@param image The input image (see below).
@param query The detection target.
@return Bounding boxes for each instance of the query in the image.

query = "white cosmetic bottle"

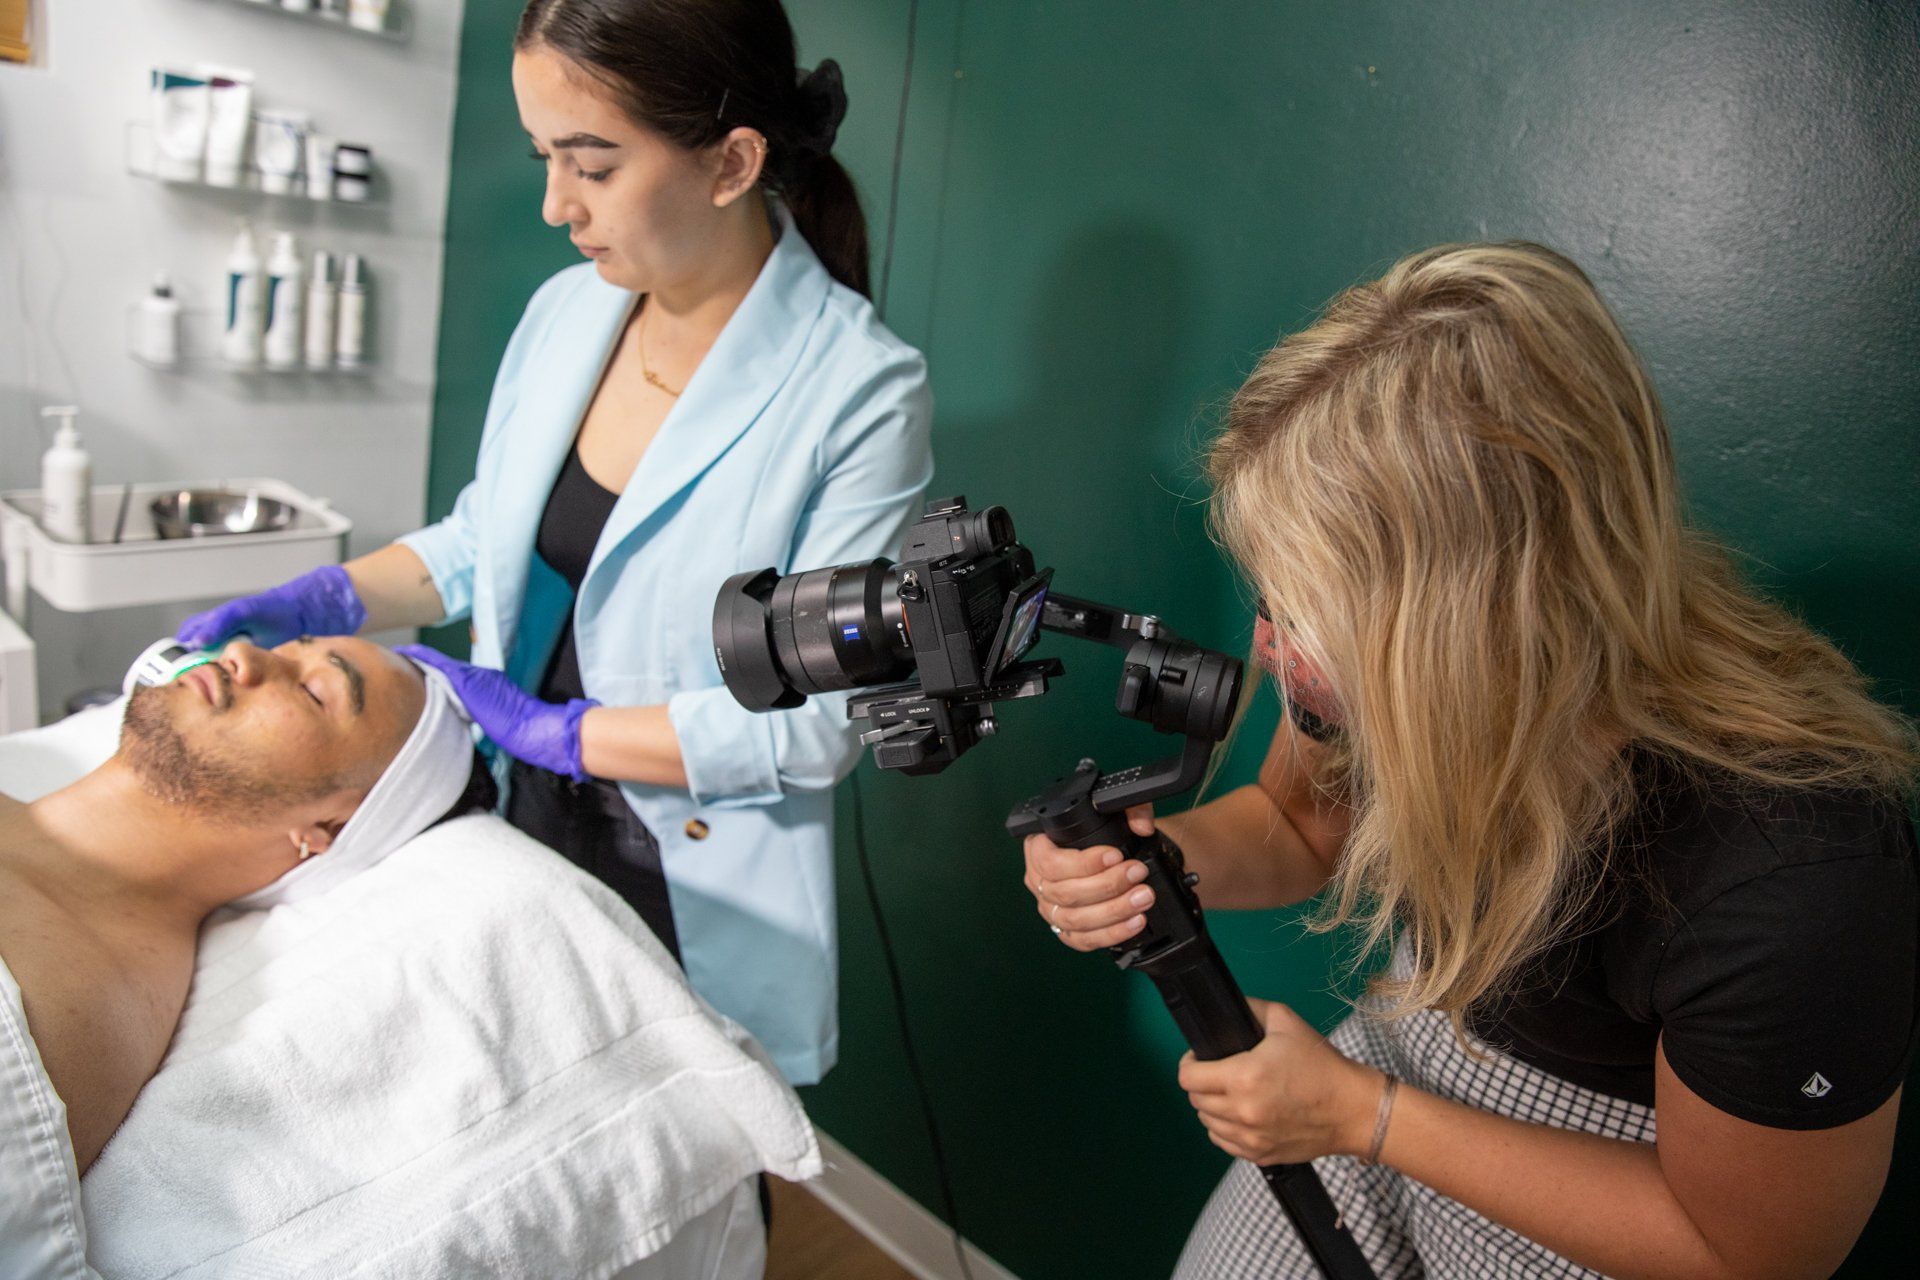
[136,271,182,368]
[39,406,91,545]
[336,252,368,369]
[304,250,338,370]
[222,223,266,367]
[264,231,305,371]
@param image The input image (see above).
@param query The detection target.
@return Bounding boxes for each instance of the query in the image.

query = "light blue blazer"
[401,207,933,1084]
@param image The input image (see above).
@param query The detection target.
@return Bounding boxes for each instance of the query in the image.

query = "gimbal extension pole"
[1009,762,1376,1280]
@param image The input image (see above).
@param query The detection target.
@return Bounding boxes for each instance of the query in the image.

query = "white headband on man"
[231,659,477,911]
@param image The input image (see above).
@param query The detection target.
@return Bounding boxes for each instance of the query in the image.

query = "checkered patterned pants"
[1172,951,1658,1279]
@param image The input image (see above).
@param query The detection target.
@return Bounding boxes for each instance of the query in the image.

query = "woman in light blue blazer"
[178,0,932,1088]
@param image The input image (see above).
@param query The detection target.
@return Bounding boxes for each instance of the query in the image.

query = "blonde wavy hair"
[1207,242,1916,1026]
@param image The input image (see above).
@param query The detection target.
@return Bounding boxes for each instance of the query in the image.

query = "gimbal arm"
[1038,591,1167,650]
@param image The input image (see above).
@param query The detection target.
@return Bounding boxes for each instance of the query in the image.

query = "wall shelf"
[126,121,389,212]
[126,304,383,381]
[196,0,411,45]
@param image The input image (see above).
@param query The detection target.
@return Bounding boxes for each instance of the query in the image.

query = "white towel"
[231,658,476,910]
[0,698,122,801]
[0,961,100,1280]
[79,813,820,1279]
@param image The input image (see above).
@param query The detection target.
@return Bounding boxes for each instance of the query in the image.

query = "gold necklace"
[636,301,682,398]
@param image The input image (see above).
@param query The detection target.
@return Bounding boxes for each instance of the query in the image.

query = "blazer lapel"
[489,280,638,665]
[582,206,832,597]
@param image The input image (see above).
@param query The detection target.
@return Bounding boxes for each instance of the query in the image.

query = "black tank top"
[534,445,621,702]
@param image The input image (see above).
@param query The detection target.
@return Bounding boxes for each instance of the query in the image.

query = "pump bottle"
[222,223,266,367]
[137,272,182,368]
[336,252,368,369]
[39,406,91,545]
[304,249,338,370]
[263,231,305,371]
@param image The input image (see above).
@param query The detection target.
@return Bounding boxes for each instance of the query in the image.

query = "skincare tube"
[150,69,212,182]
[252,109,310,195]
[305,134,336,200]
[200,68,255,189]
[348,0,391,34]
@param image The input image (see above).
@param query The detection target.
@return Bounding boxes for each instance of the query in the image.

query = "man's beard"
[120,683,287,818]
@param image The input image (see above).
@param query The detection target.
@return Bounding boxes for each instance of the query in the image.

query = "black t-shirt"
[1466,753,1918,1130]
[534,445,621,703]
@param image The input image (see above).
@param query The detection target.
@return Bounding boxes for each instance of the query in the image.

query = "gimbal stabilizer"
[997,594,1375,1280]
[716,494,1374,1277]
[843,591,1373,1279]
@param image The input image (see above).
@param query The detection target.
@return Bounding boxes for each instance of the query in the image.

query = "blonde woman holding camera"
[1024,244,1916,1279]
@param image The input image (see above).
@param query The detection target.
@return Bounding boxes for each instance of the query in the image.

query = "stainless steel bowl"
[149,489,298,539]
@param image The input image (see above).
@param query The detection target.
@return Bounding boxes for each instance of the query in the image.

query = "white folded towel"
[80,813,820,1279]
[231,657,476,910]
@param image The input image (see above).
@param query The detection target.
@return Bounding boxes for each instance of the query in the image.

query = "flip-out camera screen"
[985,569,1052,680]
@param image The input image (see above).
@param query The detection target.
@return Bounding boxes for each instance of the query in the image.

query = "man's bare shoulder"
[0,823,195,1171]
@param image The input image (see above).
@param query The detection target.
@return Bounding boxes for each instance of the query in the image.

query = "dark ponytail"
[516,0,873,297]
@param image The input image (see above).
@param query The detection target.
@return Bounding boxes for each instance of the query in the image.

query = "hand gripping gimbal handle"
[1008,776,1376,1280]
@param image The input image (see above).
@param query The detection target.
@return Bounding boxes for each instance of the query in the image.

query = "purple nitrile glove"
[177,564,368,650]
[398,644,597,782]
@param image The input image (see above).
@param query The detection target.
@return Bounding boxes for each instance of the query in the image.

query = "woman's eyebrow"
[545,132,620,150]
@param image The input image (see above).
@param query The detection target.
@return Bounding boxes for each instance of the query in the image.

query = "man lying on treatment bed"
[0,636,474,1172]
[2,635,812,1279]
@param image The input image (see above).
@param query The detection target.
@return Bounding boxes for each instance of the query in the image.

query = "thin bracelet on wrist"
[1359,1072,1399,1167]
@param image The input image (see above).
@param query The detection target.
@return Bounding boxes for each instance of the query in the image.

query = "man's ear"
[285,816,348,860]
[711,126,768,208]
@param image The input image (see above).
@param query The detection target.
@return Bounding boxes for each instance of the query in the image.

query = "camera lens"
[713,560,915,712]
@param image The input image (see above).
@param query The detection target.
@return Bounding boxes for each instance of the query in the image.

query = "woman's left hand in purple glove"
[398,645,596,782]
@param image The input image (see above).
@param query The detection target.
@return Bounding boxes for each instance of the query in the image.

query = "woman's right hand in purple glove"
[176,563,368,650]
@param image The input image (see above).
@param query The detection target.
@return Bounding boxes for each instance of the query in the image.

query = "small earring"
[298,838,312,862]
[1287,659,1299,670]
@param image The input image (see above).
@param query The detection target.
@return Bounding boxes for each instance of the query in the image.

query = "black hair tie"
[792,59,848,159]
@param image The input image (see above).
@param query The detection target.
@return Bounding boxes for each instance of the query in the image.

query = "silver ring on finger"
[1048,901,1062,926]
[1050,925,1063,936]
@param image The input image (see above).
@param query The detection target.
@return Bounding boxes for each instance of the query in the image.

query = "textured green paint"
[430,2,1918,1276]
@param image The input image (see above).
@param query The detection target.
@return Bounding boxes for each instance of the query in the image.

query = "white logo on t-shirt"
[1801,1072,1833,1099]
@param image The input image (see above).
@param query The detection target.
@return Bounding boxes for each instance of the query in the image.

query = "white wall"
[0,0,463,717]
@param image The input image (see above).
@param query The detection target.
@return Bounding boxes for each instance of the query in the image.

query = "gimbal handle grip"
[1032,809,1377,1280]
[1102,822,1264,1058]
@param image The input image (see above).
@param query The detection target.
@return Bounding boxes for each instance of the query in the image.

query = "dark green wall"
[430,3,1919,1276]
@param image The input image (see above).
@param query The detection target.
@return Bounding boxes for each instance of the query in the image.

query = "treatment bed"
[0,700,819,1279]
